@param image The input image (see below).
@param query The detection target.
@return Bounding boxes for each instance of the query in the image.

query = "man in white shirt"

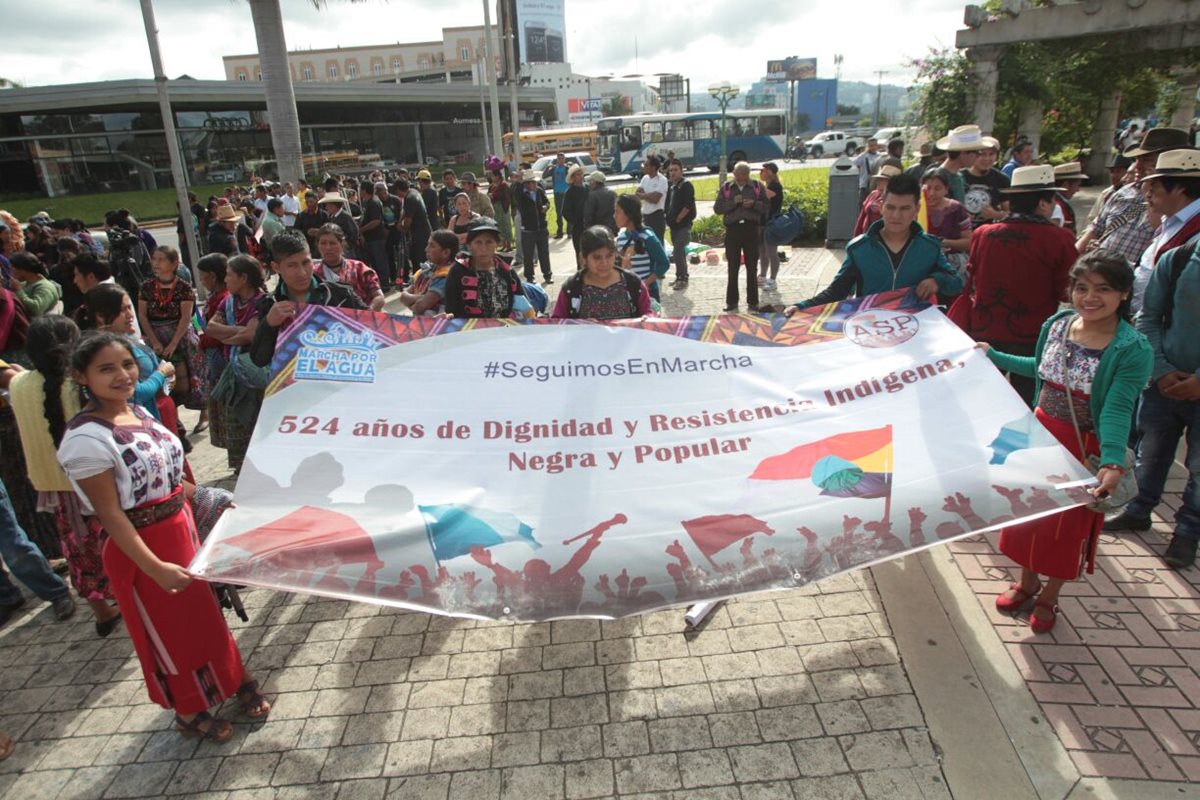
[635,155,669,241]
[251,184,269,229]
[1132,148,1200,314]
[280,182,300,227]
[853,138,881,204]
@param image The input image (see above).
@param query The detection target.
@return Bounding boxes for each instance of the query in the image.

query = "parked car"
[803,131,864,157]
[532,152,597,191]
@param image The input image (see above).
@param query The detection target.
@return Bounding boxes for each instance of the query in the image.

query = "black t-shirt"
[962,168,1010,226]
[381,196,404,237]
[362,196,385,241]
[766,180,784,219]
[348,202,362,218]
[885,233,913,271]
[438,186,459,226]
[293,209,328,255]
[403,193,431,236]
[421,187,439,221]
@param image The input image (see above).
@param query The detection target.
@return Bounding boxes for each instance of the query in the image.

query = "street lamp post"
[708,80,739,186]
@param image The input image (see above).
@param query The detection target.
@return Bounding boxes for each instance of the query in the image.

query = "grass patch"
[0,183,230,227]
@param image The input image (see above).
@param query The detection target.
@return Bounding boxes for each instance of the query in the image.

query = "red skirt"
[101,489,244,715]
[998,407,1102,581]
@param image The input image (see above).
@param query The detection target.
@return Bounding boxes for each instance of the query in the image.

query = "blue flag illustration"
[419,504,540,562]
[989,416,1060,465]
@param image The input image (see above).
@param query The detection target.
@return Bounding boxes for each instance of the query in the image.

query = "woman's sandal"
[174,711,233,743]
[1030,599,1059,634]
[236,680,271,719]
[995,581,1042,614]
[0,733,14,760]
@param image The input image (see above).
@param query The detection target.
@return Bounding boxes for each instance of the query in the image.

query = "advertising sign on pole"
[512,0,567,64]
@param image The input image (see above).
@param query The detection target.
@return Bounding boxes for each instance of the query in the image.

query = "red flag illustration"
[221,506,386,593]
[749,425,893,481]
[680,514,775,564]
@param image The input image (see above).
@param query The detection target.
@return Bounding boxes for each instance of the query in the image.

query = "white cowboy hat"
[1052,163,1088,183]
[320,193,348,205]
[936,124,986,152]
[1138,148,1200,182]
[999,164,1062,193]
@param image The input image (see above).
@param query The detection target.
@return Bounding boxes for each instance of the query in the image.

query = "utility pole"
[873,69,888,128]
[503,3,521,163]
[138,0,202,295]
[482,0,503,156]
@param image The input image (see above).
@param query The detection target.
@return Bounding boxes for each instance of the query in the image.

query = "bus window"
[757,115,782,136]
[622,126,642,150]
[664,120,689,141]
[689,120,716,140]
[641,121,664,144]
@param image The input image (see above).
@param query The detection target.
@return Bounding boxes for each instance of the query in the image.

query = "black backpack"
[107,227,150,298]
[560,269,644,319]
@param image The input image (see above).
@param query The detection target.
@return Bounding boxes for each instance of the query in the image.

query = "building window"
[419,56,430,69]
[254,69,261,80]
[461,46,470,61]
[373,62,382,76]
[347,62,357,78]
[237,72,247,81]
[303,66,313,81]
[392,58,403,72]
[329,65,338,79]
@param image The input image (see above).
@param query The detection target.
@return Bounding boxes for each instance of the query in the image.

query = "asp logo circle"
[845,309,920,348]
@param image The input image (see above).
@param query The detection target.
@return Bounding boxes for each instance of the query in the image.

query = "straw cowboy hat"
[1138,148,1200,182]
[981,135,1001,151]
[521,169,540,182]
[319,193,348,205]
[873,164,903,180]
[213,203,244,224]
[1052,162,1088,183]
[999,164,1062,193]
[1126,127,1192,157]
[936,124,986,152]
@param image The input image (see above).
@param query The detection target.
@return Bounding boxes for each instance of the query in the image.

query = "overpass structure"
[956,0,1200,176]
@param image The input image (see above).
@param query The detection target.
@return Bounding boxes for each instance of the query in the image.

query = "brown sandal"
[174,712,233,743]
[236,680,271,719]
[0,733,14,760]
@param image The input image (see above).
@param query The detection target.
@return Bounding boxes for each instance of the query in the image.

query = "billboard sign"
[513,0,567,64]
[768,57,818,82]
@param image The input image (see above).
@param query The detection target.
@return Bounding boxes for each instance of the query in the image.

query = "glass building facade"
[0,80,556,197]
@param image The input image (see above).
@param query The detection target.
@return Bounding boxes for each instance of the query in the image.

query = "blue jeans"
[670,226,690,280]
[0,478,69,605]
[1127,384,1200,540]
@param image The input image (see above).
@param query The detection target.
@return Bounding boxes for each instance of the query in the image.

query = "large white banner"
[191,293,1094,621]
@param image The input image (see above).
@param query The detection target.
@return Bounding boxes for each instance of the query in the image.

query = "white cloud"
[3,0,967,93]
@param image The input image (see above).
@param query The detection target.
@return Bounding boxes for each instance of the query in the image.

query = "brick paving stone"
[211,753,282,791]
[500,764,564,799]
[756,705,823,741]
[505,699,550,731]
[647,715,712,752]
[539,724,602,762]
[563,758,613,799]
[789,774,866,799]
[491,731,541,768]
[103,761,178,798]
[431,735,493,772]
[385,772,452,799]
[381,739,433,777]
[727,742,801,782]
[602,720,650,757]
[613,753,681,793]
[448,769,501,800]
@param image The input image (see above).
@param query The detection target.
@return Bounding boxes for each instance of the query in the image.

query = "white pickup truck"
[803,130,864,157]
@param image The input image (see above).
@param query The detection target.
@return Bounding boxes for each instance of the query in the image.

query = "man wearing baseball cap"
[459,172,495,219]
[416,170,439,226]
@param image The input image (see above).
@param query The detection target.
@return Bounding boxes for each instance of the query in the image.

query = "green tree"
[907,48,976,135]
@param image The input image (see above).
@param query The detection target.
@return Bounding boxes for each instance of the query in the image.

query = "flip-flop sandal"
[236,680,271,719]
[174,711,233,743]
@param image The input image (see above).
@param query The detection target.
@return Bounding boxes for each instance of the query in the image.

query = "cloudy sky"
[4,0,968,91]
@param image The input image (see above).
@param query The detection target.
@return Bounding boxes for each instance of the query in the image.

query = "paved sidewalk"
[0,220,1195,799]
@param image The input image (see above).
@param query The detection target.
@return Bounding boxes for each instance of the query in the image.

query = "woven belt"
[126,490,185,529]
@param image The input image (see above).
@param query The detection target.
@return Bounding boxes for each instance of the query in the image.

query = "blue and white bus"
[596,109,787,176]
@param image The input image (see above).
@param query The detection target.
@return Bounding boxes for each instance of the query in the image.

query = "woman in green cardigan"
[978,249,1152,633]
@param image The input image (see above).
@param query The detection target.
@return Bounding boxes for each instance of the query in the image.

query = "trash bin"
[825,156,860,248]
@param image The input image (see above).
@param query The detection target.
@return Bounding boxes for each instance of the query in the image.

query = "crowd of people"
[0,116,1197,758]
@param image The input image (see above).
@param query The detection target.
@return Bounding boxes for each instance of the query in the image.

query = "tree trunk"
[248,0,303,183]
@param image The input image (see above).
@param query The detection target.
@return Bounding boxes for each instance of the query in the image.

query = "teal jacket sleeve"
[985,347,1037,378]
[930,245,964,297]
[1095,338,1153,467]
[645,232,670,278]
[1136,251,1176,380]
[135,370,166,410]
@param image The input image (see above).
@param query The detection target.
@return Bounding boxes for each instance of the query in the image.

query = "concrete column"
[969,46,1004,133]
[1171,68,1200,128]
[1086,88,1122,183]
[1018,100,1043,157]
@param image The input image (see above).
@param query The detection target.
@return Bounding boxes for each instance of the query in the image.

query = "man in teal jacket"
[784,174,962,314]
[1105,241,1200,568]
